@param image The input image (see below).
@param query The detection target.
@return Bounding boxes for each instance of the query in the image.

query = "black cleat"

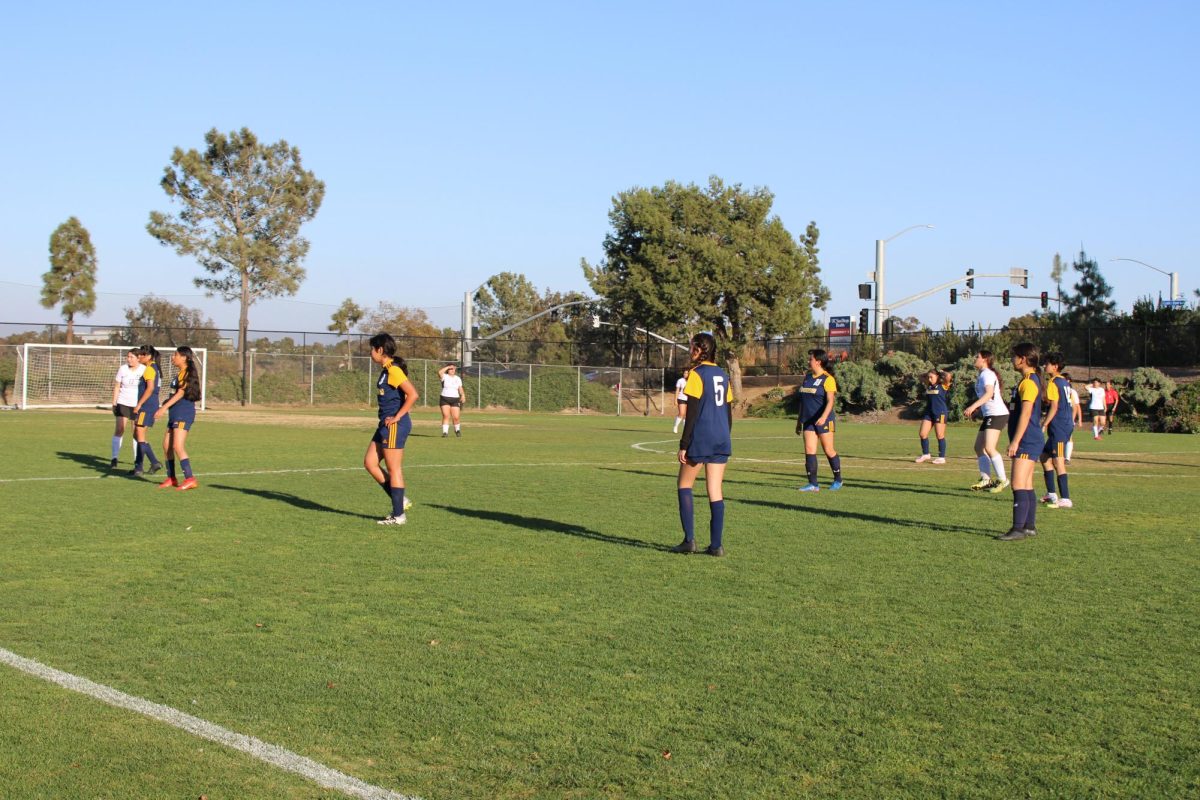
[109,458,118,469]
[130,468,143,477]
[705,546,725,557]
[149,462,163,474]
[671,540,697,554]
[455,429,461,437]
[442,432,448,438]
[997,528,1031,541]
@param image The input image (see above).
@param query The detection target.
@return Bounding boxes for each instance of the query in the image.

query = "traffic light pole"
[887,272,1014,313]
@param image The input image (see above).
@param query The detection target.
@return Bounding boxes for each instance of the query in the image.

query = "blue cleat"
[828,480,843,491]
[798,483,820,492]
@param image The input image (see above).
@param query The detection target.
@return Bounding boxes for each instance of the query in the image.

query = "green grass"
[1,409,1198,799]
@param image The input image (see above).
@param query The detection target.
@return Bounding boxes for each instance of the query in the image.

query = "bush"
[745,387,797,418]
[945,355,1018,422]
[1161,381,1200,434]
[1125,368,1176,416]
[830,361,891,413]
[876,351,934,405]
[314,370,371,405]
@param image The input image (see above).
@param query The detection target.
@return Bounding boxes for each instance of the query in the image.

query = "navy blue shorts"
[168,416,195,432]
[135,407,158,428]
[801,419,835,435]
[685,453,729,465]
[923,413,947,424]
[373,416,412,450]
[1013,438,1044,459]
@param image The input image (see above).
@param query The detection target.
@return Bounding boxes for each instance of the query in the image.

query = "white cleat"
[1040,493,1059,505]
[1055,498,1073,509]
[931,457,946,465]
[377,514,408,526]
[915,454,932,463]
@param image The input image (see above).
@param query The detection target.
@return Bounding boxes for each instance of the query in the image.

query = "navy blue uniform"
[923,383,949,423]
[797,372,837,434]
[1008,373,1044,458]
[1043,375,1073,458]
[168,367,196,431]
[679,362,733,463]
[136,364,161,428]
[373,360,412,450]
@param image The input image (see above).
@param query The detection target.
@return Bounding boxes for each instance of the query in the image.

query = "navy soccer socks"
[805,455,818,486]
[709,500,724,550]
[678,488,695,542]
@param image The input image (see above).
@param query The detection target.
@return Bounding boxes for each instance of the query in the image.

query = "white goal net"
[17,344,207,411]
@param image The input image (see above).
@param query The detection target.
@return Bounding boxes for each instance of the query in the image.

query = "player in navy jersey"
[998,343,1044,541]
[915,369,950,464]
[130,345,164,476]
[795,349,841,491]
[671,333,732,557]
[154,346,202,491]
[1038,352,1074,509]
[365,333,419,525]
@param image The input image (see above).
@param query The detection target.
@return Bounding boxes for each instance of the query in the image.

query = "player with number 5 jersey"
[672,333,733,557]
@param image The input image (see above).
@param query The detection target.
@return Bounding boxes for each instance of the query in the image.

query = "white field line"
[0,647,417,800]
[0,442,1196,484]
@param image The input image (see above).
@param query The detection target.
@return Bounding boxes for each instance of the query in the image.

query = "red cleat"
[176,477,199,491]
[157,477,178,489]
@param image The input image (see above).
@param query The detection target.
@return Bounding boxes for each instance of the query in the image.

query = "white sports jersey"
[115,363,145,406]
[440,373,463,398]
[975,368,1008,417]
[1087,386,1106,410]
[675,377,688,402]
[1067,387,1081,408]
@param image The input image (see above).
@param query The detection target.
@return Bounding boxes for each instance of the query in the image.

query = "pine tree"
[42,217,98,343]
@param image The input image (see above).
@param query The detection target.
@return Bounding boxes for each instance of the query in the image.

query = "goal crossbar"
[18,344,207,411]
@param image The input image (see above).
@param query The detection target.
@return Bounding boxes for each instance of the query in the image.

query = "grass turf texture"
[1,409,1198,799]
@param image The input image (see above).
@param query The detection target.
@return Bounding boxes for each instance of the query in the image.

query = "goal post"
[17,344,207,411]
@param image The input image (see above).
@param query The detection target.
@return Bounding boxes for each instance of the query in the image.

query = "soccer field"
[1,408,1197,799]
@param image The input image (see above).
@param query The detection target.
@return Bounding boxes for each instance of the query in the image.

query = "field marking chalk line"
[0,646,419,800]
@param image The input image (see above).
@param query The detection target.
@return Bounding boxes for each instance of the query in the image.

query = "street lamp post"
[874,224,934,335]
[1109,258,1180,304]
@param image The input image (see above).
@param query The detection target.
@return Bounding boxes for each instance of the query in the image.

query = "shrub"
[830,361,891,413]
[314,370,372,405]
[1161,381,1200,434]
[745,387,797,418]
[1125,368,1176,416]
[876,351,934,405]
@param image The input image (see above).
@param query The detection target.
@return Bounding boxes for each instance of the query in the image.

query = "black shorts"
[112,404,136,419]
[439,396,462,408]
[1106,404,1118,417]
[1089,408,1105,420]
[979,414,1009,432]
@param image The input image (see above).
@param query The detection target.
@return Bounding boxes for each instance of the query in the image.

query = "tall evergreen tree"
[147,128,325,404]
[1063,249,1116,326]
[42,216,98,344]
[583,177,829,402]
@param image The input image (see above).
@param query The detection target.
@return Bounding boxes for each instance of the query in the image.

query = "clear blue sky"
[2,1,1196,335]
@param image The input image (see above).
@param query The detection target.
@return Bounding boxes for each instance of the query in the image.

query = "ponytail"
[808,348,834,376]
[690,332,718,366]
[369,332,408,374]
[176,346,202,402]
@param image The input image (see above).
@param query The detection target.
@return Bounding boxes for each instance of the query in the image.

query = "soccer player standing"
[437,363,466,438]
[795,349,842,492]
[109,349,144,468]
[999,343,1045,541]
[130,345,163,476]
[915,369,949,465]
[365,333,419,525]
[672,334,732,557]
[154,346,203,491]
[963,350,1009,492]
[1039,353,1074,509]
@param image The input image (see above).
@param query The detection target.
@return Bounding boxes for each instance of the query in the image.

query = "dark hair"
[1061,371,1072,381]
[176,346,202,402]
[1011,342,1042,407]
[690,332,717,365]
[925,369,939,383]
[978,349,1002,398]
[368,332,408,373]
[938,370,953,386]
[1044,351,1064,369]
[808,348,834,375]
[138,344,161,372]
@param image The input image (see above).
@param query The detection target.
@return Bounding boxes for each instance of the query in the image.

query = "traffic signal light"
[858,283,872,300]
[859,308,869,332]
[950,288,957,304]
[1002,290,1010,306]
[966,269,974,289]
[1040,291,1049,308]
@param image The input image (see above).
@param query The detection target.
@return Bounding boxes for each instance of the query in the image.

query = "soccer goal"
[16,344,207,411]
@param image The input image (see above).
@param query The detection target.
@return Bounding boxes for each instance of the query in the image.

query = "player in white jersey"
[437,363,466,437]
[672,369,690,434]
[1086,379,1106,440]
[109,349,145,468]
[962,350,1010,492]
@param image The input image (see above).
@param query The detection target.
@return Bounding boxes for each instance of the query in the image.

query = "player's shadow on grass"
[733,497,994,538]
[428,504,669,552]
[56,450,124,475]
[836,476,968,499]
[207,484,377,520]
